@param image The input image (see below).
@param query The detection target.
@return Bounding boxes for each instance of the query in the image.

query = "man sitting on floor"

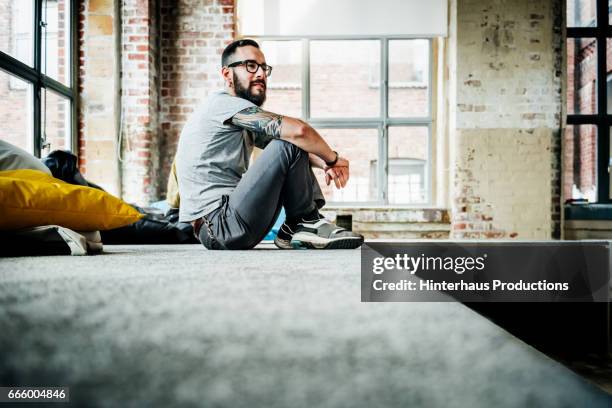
[176,39,364,250]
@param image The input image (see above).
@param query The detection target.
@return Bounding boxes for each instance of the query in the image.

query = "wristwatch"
[325,151,339,167]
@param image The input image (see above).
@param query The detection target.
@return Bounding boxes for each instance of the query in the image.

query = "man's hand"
[325,157,350,189]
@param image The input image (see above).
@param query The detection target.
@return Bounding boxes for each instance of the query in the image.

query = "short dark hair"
[221,39,260,67]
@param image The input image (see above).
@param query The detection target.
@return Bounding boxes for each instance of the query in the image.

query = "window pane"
[260,40,301,118]
[42,89,71,155]
[567,38,596,114]
[388,40,429,118]
[0,69,33,153]
[310,40,380,118]
[0,0,34,66]
[314,128,378,202]
[567,0,596,27]
[388,127,428,204]
[42,0,71,86]
[563,125,597,202]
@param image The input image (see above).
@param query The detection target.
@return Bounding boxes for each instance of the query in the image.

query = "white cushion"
[0,140,51,175]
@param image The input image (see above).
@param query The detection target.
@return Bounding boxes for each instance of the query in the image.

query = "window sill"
[320,207,450,239]
[324,205,447,210]
[564,203,612,220]
[564,203,612,239]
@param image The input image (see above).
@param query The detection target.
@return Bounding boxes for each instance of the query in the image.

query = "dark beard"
[233,72,266,107]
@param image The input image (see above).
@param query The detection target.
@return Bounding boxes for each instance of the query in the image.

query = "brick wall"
[78,0,121,195]
[563,26,602,201]
[120,0,161,204]
[77,0,233,204]
[451,0,563,239]
[158,0,235,198]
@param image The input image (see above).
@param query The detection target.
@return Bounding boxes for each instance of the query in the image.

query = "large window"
[259,38,433,205]
[565,0,612,202]
[0,0,76,157]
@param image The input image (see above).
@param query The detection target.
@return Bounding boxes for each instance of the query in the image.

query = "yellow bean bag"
[0,169,143,231]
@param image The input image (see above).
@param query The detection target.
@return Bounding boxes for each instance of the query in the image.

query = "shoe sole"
[290,233,364,250]
[274,236,293,249]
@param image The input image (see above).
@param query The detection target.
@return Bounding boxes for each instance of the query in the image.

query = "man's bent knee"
[265,139,306,164]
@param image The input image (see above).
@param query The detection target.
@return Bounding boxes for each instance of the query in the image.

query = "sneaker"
[273,223,295,249]
[290,219,364,249]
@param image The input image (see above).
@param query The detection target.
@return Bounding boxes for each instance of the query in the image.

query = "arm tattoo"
[231,106,283,139]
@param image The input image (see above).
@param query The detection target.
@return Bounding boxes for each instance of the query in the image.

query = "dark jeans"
[199,139,325,250]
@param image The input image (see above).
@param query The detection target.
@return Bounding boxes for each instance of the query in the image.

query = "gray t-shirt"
[176,90,274,222]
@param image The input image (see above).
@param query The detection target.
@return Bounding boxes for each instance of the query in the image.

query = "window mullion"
[427,122,433,204]
[0,51,38,83]
[380,39,388,204]
[42,75,72,97]
[427,39,433,204]
[567,114,599,124]
[302,39,310,120]
[596,0,607,116]
[34,0,42,73]
[381,39,388,120]
[428,38,433,121]
[33,0,43,157]
[567,27,598,37]
[379,125,387,204]
[596,0,609,202]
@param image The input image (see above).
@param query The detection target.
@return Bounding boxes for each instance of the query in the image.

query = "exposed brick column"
[450,0,563,240]
[158,0,235,198]
[120,0,161,205]
[78,0,121,196]
[78,0,235,204]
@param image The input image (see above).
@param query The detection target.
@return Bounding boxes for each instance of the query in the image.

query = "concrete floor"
[0,244,610,407]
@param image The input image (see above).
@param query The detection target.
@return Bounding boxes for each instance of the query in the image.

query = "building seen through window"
[259,38,432,205]
[0,0,74,156]
[565,0,612,202]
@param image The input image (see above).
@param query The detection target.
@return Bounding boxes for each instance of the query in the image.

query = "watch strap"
[325,151,339,167]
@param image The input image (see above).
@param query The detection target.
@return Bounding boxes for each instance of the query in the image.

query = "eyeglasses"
[227,59,273,76]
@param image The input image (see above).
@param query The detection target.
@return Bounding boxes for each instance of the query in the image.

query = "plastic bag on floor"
[100,206,198,244]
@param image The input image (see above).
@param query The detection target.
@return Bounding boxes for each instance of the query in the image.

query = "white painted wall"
[237,0,448,37]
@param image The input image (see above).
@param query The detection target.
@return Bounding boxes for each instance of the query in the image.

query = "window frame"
[255,35,434,206]
[0,0,78,157]
[566,0,611,202]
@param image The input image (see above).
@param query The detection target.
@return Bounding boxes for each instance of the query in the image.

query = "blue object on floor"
[150,200,171,212]
[263,208,285,241]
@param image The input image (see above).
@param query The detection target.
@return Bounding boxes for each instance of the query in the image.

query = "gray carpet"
[0,244,610,407]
